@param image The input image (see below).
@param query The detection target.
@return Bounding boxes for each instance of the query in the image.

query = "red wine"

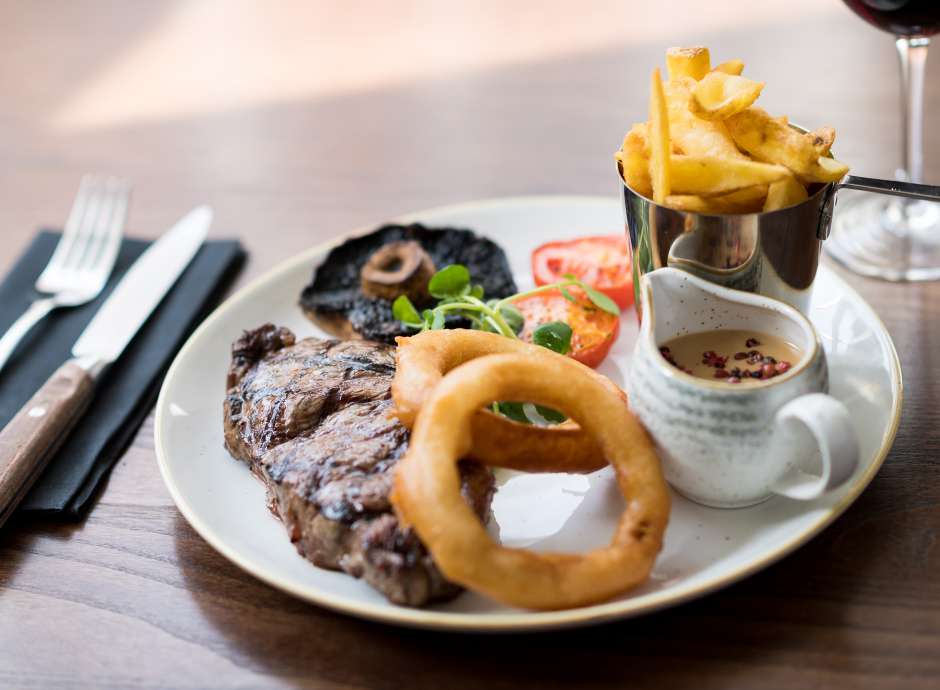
[843,0,940,37]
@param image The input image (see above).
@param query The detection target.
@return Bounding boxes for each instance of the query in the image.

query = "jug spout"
[639,267,714,341]
[640,265,698,298]
[639,267,813,350]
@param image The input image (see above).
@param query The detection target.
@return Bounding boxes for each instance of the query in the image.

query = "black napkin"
[0,231,245,518]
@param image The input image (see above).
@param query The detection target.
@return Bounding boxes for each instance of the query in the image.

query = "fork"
[0,176,130,373]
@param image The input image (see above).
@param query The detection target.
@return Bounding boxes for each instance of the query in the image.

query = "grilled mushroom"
[300,224,517,343]
[359,240,435,303]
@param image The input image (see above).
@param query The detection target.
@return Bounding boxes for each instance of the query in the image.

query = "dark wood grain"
[1,1,939,688]
[0,361,93,527]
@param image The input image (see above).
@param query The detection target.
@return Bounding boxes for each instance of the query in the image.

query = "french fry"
[662,195,714,213]
[725,107,847,180]
[665,47,711,81]
[622,46,850,214]
[649,69,671,203]
[667,185,768,214]
[711,185,768,212]
[809,126,836,156]
[664,77,746,158]
[713,59,744,76]
[763,174,808,212]
[725,107,815,172]
[690,71,764,120]
[670,155,789,195]
[801,155,850,183]
[616,123,653,197]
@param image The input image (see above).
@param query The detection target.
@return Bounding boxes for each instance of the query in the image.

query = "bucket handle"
[818,175,940,240]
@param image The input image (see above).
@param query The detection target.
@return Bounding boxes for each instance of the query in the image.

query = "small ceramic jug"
[628,267,859,508]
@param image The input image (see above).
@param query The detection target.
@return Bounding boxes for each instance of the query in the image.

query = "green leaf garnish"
[393,295,422,326]
[428,264,470,299]
[494,401,529,423]
[521,404,553,425]
[532,321,572,354]
[559,272,619,315]
[498,303,524,335]
[533,405,566,423]
[494,401,566,425]
[393,262,617,354]
[582,285,620,315]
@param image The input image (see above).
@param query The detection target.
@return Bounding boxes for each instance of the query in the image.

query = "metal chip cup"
[619,160,940,318]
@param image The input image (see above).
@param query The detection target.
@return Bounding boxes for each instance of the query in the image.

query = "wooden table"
[1,2,938,688]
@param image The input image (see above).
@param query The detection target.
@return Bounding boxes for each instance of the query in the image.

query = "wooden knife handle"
[0,360,94,527]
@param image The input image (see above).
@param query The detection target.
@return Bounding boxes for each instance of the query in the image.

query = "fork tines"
[37,175,131,296]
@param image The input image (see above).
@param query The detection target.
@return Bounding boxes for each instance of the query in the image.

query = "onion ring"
[392,352,670,610]
[393,329,625,473]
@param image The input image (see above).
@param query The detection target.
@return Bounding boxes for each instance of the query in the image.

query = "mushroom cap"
[300,224,518,343]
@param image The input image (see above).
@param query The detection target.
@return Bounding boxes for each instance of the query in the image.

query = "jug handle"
[769,393,859,501]
[818,174,940,239]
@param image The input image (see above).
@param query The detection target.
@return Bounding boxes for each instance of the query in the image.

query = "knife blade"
[73,205,211,367]
[0,206,212,526]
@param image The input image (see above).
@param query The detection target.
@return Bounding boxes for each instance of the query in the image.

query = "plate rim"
[155,195,903,632]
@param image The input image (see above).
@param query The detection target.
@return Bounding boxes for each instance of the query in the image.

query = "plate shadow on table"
[170,487,904,690]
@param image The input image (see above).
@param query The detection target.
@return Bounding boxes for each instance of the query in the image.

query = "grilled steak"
[223,324,493,606]
[299,223,518,343]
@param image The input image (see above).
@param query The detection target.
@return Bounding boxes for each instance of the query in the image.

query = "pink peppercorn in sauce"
[659,330,802,384]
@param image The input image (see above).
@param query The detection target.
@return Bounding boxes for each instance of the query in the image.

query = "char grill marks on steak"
[223,324,493,606]
[224,325,396,467]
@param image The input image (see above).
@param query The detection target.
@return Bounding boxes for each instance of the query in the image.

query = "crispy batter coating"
[392,351,670,610]
[393,329,627,473]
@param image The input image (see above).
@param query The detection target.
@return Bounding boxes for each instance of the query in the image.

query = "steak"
[223,324,493,606]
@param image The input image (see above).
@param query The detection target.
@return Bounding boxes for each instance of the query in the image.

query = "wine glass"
[827,1,940,281]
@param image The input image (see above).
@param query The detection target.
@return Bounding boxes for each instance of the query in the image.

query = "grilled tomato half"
[531,236,633,310]
[515,291,620,368]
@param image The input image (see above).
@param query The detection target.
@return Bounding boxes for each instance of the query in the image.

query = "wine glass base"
[826,191,940,282]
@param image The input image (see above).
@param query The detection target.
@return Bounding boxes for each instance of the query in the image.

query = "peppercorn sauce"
[659,330,801,384]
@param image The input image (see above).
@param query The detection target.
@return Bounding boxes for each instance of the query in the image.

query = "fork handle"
[0,298,57,373]
[0,359,94,527]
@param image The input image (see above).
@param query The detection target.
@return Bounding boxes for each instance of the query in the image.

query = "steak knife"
[0,205,212,526]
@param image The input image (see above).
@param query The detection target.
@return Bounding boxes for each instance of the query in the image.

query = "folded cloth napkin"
[0,231,245,518]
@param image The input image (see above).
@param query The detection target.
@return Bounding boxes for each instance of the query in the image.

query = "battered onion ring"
[392,353,670,610]
[394,329,625,473]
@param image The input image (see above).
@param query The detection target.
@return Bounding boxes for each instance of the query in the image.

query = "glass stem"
[896,36,930,184]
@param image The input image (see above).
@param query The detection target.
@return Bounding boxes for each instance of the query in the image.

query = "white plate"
[155,196,902,632]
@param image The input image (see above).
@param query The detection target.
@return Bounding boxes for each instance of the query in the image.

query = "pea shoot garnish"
[393,264,619,356]
[393,264,620,426]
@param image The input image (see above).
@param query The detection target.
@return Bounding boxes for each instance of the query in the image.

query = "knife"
[0,205,212,527]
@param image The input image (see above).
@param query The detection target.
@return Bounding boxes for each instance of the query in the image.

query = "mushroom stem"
[360,241,436,302]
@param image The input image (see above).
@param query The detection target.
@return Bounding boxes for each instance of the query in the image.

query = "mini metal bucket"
[619,162,940,318]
